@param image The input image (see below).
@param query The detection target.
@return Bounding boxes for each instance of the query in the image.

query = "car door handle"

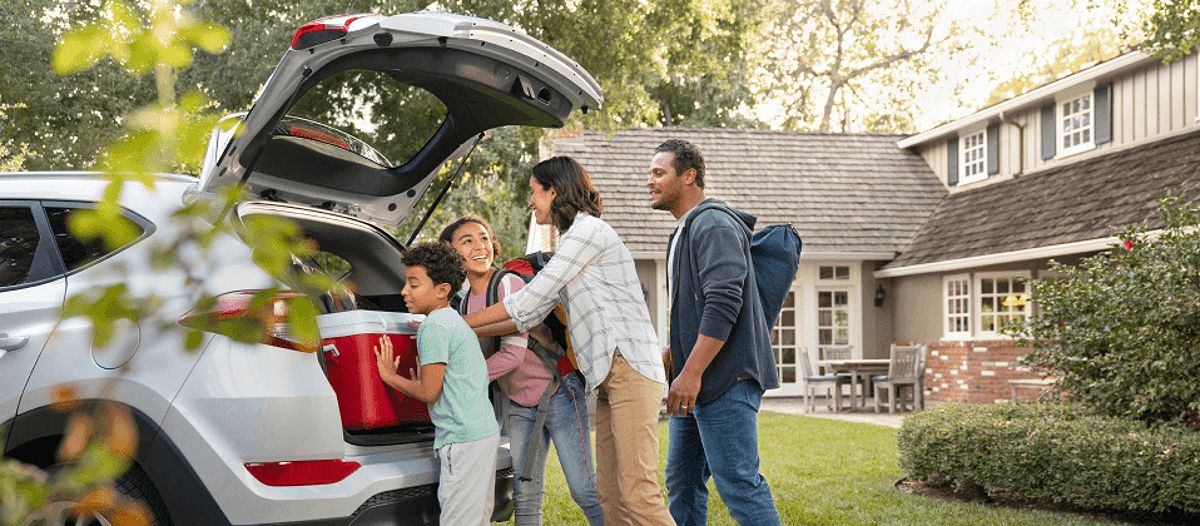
[0,333,29,351]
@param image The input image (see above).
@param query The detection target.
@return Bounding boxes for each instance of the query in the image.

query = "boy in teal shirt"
[375,242,500,526]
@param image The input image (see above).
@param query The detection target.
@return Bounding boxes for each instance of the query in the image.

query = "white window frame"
[958,129,988,185]
[770,286,803,396]
[1056,87,1096,158]
[818,265,851,281]
[943,274,972,339]
[974,271,1031,339]
[816,287,853,354]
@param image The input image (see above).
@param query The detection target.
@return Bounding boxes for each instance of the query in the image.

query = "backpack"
[454,251,578,482]
[682,203,803,330]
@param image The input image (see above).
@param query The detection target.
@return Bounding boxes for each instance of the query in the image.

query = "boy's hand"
[374,336,400,381]
[409,357,422,382]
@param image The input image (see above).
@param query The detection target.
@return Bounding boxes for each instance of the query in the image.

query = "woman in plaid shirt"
[462,156,674,526]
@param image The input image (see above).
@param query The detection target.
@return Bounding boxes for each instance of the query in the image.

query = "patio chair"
[818,345,853,374]
[872,344,926,414]
[799,347,851,412]
[820,345,864,399]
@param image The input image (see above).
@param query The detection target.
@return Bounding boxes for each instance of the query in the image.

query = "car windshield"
[286,69,447,168]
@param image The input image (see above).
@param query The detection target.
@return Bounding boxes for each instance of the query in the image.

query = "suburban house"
[531,48,1200,402]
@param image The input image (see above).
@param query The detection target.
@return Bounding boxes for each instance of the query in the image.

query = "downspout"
[999,110,1025,177]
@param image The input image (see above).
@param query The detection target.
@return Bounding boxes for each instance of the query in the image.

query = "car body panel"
[0,278,64,425]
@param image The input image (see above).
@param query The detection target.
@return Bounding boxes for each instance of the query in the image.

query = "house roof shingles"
[886,128,1200,269]
[552,128,946,257]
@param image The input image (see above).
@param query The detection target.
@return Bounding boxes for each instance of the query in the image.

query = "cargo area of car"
[237,202,438,447]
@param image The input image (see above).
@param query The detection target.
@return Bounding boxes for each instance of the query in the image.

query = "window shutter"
[1094,83,1112,145]
[946,137,958,186]
[986,123,1000,175]
[1040,103,1056,160]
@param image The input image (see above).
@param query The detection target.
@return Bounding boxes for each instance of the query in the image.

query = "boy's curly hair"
[402,241,466,291]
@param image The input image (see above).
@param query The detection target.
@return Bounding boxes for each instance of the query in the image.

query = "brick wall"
[923,340,1043,404]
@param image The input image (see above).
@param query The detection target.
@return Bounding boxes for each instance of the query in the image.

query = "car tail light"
[289,125,349,150]
[245,460,361,486]
[292,14,372,49]
[178,290,312,352]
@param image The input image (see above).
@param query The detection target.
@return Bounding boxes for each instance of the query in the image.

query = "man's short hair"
[402,241,466,290]
[655,139,705,188]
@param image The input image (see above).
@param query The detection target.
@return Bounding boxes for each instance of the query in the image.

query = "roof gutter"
[872,236,1122,278]
[629,250,898,261]
[896,51,1153,150]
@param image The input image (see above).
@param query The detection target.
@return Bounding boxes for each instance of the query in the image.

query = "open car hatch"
[199,12,603,225]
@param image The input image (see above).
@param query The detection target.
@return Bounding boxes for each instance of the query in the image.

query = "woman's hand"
[374,335,400,382]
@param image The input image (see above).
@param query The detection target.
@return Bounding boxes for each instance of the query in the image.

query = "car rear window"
[45,206,147,272]
[287,69,447,168]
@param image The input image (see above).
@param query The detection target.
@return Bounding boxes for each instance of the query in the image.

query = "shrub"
[897,403,1200,514]
[1012,197,1200,425]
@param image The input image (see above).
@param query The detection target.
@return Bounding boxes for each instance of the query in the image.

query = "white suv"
[0,12,601,525]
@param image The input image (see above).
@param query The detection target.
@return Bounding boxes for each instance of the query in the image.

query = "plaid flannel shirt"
[503,213,666,390]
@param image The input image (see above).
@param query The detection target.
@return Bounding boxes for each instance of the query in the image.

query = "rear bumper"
[265,468,514,526]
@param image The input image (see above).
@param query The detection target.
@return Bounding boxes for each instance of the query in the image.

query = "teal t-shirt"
[417,307,499,449]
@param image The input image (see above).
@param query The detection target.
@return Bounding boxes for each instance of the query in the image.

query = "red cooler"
[317,311,430,430]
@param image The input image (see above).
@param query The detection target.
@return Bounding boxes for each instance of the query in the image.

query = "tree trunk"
[819,79,841,133]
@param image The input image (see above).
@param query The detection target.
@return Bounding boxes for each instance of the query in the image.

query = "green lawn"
[516,412,1129,526]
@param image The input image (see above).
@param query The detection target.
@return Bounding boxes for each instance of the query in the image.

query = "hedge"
[897,403,1200,514]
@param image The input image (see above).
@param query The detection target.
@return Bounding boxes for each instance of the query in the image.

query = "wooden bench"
[1009,378,1056,402]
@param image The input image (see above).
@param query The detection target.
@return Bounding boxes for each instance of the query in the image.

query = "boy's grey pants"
[437,431,500,526]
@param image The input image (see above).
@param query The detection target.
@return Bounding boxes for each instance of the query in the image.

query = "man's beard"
[650,194,672,210]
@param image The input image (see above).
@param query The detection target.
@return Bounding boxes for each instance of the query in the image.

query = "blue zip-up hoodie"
[668,199,780,404]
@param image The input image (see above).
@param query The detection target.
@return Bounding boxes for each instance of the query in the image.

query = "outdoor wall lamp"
[874,284,886,307]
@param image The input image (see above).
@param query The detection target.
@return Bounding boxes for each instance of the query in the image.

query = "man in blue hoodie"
[648,139,781,526]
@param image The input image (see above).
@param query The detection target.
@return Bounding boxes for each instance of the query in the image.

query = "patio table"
[818,359,890,410]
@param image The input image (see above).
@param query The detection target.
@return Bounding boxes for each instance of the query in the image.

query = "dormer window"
[959,130,987,185]
[1058,91,1094,157]
[946,124,998,188]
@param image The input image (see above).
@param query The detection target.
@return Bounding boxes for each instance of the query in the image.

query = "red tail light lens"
[289,125,350,150]
[292,14,372,49]
[245,459,361,486]
[179,290,312,352]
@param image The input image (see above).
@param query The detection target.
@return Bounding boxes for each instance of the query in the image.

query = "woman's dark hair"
[437,215,501,260]
[401,241,466,291]
[532,156,603,231]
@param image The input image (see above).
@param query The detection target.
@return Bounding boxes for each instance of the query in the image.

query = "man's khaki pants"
[594,353,676,526]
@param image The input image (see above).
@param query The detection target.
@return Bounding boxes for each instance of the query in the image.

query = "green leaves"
[287,296,321,349]
[181,22,232,55]
[63,284,146,348]
[899,403,1200,514]
[53,25,111,75]
[1016,197,1200,425]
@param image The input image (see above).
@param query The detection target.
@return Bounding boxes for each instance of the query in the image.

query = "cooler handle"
[322,343,340,358]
